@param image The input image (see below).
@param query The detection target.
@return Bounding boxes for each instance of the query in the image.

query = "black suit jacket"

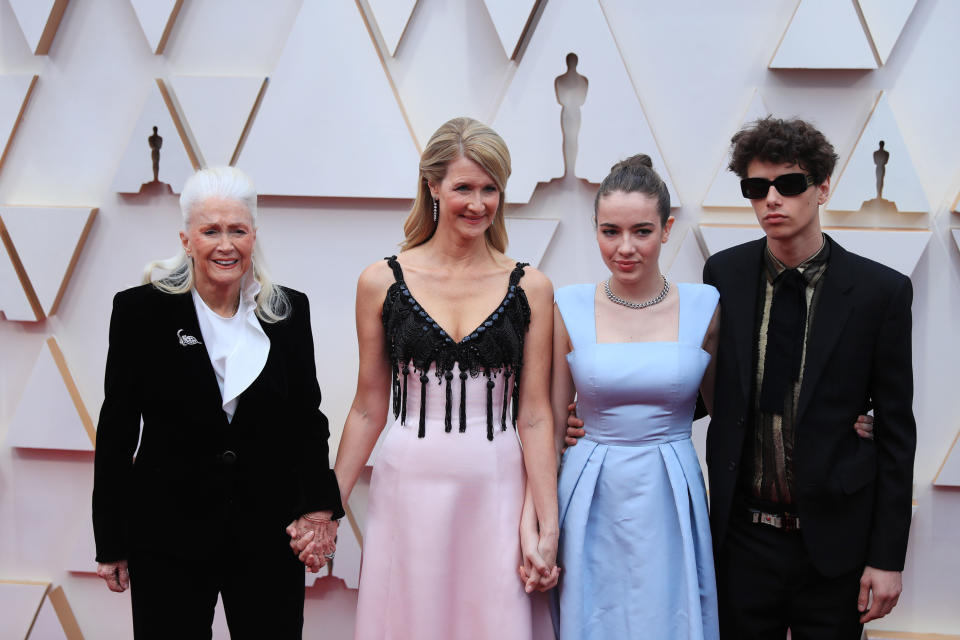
[93,284,343,563]
[703,235,915,577]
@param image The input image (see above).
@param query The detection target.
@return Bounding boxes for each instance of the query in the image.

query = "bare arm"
[550,303,576,457]
[515,269,560,590]
[333,262,395,503]
[699,303,720,416]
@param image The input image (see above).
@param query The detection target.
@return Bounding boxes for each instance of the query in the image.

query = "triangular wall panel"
[770,0,877,69]
[0,75,38,176]
[367,0,418,56]
[111,80,196,194]
[238,0,420,198]
[169,76,266,167]
[0,581,49,640]
[492,0,678,205]
[504,218,559,268]
[8,0,69,55]
[6,337,96,451]
[828,93,929,213]
[858,0,918,65]
[934,429,960,487]
[28,587,84,640]
[699,224,930,277]
[664,227,706,286]
[129,0,183,54]
[482,0,539,59]
[0,207,96,320]
[702,90,770,209]
[0,228,38,322]
[953,229,960,254]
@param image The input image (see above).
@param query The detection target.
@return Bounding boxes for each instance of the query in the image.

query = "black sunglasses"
[740,173,815,199]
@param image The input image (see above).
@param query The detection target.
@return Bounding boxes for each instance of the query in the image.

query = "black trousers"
[717,514,864,640]
[128,540,305,640]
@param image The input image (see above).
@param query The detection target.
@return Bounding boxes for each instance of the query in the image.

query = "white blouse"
[192,273,270,423]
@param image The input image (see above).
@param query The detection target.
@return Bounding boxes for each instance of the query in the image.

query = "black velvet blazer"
[703,235,916,577]
[93,284,343,563]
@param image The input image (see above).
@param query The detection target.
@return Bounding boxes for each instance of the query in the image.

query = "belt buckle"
[749,508,800,531]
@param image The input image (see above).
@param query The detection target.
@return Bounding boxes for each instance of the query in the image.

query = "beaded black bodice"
[381,256,531,440]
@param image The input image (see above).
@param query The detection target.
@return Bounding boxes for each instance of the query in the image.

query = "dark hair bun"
[611,154,653,173]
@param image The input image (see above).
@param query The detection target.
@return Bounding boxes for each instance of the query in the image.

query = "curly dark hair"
[728,116,838,185]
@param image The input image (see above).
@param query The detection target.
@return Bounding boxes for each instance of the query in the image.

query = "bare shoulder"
[357,259,396,299]
[517,264,553,297]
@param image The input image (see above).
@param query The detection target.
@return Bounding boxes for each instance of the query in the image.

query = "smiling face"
[428,155,501,241]
[746,159,828,255]
[179,196,256,298]
[596,190,673,287]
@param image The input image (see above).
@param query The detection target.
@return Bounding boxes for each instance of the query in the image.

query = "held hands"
[518,522,560,593]
[565,406,875,447]
[858,566,902,623]
[286,510,338,573]
[96,560,130,592]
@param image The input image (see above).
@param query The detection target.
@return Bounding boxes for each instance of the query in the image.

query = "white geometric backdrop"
[1,0,959,638]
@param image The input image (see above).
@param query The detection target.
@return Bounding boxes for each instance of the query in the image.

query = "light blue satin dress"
[552,282,720,640]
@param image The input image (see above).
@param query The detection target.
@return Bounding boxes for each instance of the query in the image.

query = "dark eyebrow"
[598,221,654,229]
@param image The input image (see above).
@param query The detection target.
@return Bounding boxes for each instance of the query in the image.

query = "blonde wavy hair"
[142,166,290,323]
[401,117,511,252]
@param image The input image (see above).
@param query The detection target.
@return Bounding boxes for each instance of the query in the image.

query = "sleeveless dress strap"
[555,284,597,351]
[384,255,404,282]
[677,283,720,347]
[510,262,530,285]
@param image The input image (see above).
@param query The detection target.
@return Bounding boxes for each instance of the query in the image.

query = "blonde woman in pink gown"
[330,118,559,640]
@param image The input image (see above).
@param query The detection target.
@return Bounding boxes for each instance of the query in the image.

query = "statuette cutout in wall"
[111,80,196,194]
[492,0,677,205]
[128,0,183,55]
[828,93,928,214]
[0,75,38,178]
[482,0,541,59]
[7,0,69,55]
[237,0,419,198]
[5,336,95,451]
[0,206,96,322]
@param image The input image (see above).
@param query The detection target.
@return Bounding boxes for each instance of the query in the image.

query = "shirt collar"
[764,235,830,284]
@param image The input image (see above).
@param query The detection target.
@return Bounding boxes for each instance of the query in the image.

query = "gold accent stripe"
[46,336,96,446]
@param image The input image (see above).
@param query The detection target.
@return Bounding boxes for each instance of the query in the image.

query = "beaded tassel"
[501,370,510,431]
[459,371,467,433]
[512,379,519,428]
[444,371,453,433]
[486,373,495,441]
[418,373,428,438]
[400,366,409,426]
[392,366,401,419]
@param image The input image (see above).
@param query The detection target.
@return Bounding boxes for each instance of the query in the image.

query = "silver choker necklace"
[604,275,669,309]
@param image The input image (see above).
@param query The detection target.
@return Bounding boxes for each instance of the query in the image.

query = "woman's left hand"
[286,511,338,573]
[518,526,560,593]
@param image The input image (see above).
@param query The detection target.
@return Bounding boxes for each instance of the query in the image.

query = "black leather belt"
[747,508,801,531]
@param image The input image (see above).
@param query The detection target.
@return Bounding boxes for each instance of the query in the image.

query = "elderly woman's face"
[179,197,256,295]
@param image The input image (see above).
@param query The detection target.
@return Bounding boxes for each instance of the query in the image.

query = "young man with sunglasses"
[702,117,916,638]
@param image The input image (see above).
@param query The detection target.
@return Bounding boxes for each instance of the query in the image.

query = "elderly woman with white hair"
[92,166,342,639]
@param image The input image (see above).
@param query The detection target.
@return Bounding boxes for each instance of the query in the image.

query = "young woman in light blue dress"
[550,154,720,639]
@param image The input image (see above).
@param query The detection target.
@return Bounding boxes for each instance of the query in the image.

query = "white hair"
[143,166,290,323]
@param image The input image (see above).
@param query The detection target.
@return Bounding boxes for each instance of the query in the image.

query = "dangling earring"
[433,199,439,223]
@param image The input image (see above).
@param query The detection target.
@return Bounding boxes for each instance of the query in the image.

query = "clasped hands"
[287,510,338,573]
